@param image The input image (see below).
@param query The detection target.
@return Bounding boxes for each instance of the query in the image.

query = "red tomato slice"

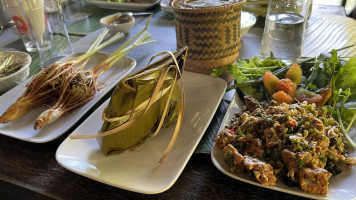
[294,88,323,103]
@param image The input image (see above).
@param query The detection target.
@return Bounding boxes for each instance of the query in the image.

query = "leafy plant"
[210,55,286,101]
[211,46,356,148]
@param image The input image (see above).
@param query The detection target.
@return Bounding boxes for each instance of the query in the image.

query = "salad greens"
[303,50,356,147]
[210,54,286,100]
[211,49,356,148]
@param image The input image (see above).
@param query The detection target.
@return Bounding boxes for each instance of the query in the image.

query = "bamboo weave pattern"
[172,0,245,73]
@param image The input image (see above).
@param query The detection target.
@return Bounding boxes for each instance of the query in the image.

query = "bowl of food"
[240,11,256,37]
[0,51,31,94]
[100,12,135,35]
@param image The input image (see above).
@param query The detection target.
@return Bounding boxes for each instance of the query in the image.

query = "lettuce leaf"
[210,56,285,101]
[335,58,356,100]
[334,57,356,147]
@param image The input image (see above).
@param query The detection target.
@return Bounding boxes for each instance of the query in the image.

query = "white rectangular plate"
[211,93,356,199]
[0,53,136,143]
[56,71,227,194]
[87,0,160,11]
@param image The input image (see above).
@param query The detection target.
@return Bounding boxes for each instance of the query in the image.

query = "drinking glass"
[64,0,89,21]
[4,0,54,52]
[16,0,73,67]
[44,0,59,13]
[259,0,311,62]
[45,0,74,53]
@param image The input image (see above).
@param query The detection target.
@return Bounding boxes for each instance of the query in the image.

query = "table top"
[0,1,355,200]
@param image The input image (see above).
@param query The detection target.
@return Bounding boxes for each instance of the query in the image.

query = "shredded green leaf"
[224,151,235,167]
[332,57,356,147]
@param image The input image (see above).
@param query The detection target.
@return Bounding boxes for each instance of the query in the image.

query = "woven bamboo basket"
[172,0,245,75]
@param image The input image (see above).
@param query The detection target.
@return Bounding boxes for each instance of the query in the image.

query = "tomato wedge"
[294,88,322,104]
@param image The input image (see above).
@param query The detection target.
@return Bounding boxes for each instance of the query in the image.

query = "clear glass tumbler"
[4,0,55,52]
[64,0,89,21]
[259,0,311,62]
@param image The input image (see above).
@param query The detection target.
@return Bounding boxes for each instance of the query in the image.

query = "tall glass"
[16,0,73,67]
[45,0,74,53]
[64,0,89,21]
[259,0,311,62]
[6,0,55,52]
[44,0,59,13]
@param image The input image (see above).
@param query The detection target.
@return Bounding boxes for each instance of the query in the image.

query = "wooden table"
[0,2,350,200]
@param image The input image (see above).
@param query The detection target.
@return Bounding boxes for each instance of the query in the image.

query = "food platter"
[87,0,161,11]
[56,71,227,194]
[0,53,136,143]
[209,14,356,198]
[211,93,356,199]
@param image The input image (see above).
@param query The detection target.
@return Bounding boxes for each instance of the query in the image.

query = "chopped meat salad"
[215,96,356,195]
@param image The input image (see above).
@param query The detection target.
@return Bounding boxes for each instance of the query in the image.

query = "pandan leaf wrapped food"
[71,47,188,163]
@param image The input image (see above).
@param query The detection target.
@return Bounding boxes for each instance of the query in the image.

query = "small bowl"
[100,12,135,35]
[0,51,31,94]
[240,11,257,38]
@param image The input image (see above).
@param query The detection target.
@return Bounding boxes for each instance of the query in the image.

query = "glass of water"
[259,0,311,62]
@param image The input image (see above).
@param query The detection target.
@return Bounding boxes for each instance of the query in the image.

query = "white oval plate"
[211,93,356,200]
[0,53,136,143]
[56,71,227,194]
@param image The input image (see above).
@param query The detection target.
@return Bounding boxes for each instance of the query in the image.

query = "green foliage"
[335,58,356,100]
[299,50,356,147]
[224,151,235,167]
[210,56,285,101]
[297,158,306,168]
